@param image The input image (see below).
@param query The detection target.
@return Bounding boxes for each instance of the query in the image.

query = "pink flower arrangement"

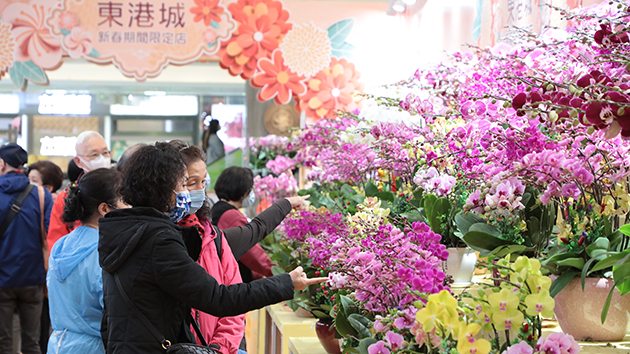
[253,172,298,202]
[266,155,295,175]
[503,333,580,354]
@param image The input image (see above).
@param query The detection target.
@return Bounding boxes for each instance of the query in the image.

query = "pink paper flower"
[63,28,93,59]
[2,1,62,69]
[58,11,78,31]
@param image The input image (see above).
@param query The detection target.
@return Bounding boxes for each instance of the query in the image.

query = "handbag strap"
[212,225,222,260]
[114,272,171,349]
[0,184,34,240]
[114,272,215,350]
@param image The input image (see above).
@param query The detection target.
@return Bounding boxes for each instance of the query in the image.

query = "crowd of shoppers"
[0,133,322,354]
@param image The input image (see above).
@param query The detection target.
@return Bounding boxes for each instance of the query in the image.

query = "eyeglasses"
[79,151,111,160]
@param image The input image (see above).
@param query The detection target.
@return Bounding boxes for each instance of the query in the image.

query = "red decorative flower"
[252,49,306,105]
[190,0,224,27]
[296,58,364,120]
[218,0,291,80]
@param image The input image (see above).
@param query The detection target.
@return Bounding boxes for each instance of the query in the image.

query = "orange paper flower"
[297,58,364,120]
[218,0,291,80]
[252,49,306,105]
[191,0,224,27]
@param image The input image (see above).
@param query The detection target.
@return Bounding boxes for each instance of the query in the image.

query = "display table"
[289,337,327,354]
[264,303,318,354]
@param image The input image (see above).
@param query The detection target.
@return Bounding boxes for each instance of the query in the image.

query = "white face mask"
[79,154,111,171]
[241,190,256,208]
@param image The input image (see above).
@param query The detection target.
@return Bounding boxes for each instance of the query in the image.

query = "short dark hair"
[214,166,254,202]
[27,161,63,193]
[117,143,148,172]
[63,168,121,224]
[120,142,187,212]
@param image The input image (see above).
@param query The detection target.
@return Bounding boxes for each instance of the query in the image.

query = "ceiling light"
[392,0,405,12]
[402,0,416,5]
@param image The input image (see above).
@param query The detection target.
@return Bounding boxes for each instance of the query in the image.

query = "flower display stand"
[264,303,318,354]
[289,337,328,354]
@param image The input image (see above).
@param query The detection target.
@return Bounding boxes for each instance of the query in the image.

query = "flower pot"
[554,277,630,341]
[315,320,342,354]
[442,248,477,287]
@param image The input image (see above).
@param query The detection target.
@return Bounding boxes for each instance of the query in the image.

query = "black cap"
[0,143,28,168]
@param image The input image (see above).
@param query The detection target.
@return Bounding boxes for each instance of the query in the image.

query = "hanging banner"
[46,0,237,81]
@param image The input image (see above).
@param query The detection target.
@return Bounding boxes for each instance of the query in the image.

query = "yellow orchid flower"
[488,288,519,314]
[526,274,552,294]
[428,290,458,310]
[525,289,555,318]
[455,322,481,342]
[492,309,524,332]
[416,301,443,333]
[457,337,491,354]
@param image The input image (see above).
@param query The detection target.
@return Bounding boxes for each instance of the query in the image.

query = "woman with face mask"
[98,143,324,354]
[168,141,308,354]
[47,168,127,354]
[212,167,276,284]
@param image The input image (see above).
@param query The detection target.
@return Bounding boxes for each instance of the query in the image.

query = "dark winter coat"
[98,207,294,354]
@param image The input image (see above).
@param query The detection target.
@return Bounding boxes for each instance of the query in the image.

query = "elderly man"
[46,131,111,250]
[0,143,53,354]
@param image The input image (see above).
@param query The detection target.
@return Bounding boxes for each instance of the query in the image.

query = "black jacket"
[220,198,292,260]
[98,207,294,354]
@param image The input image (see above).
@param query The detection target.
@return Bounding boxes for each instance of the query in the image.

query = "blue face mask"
[241,190,256,208]
[187,189,206,215]
[170,190,191,223]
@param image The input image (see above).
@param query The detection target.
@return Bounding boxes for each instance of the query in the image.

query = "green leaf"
[550,271,579,297]
[88,48,100,57]
[13,60,48,89]
[374,191,394,202]
[344,348,360,354]
[334,311,358,337]
[469,223,501,238]
[463,231,513,253]
[286,300,299,311]
[400,209,423,223]
[9,65,26,90]
[586,237,610,257]
[278,250,291,267]
[602,282,616,324]
[211,19,220,29]
[365,182,378,197]
[60,27,71,36]
[454,212,485,235]
[591,249,630,274]
[320,304,332,312]
[556,257,585,270]
[332,42,356,60]
[358,338,378,354]
[312,310,331,319]
[340,295,358,315]
[327,19,355,46]
[348,314,372,339]
[271,265,286,276]
[613,264,630,296]
[527,216,541,246]
[619,224,630,237]
[491,244,527,258]
[424,194,451,235]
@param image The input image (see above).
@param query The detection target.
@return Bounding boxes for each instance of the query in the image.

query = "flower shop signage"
[44,0,236,81]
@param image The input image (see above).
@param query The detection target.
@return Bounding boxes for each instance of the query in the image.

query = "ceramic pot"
[554,277,630,341]
[315,320,342,354]
[442,247,477,286]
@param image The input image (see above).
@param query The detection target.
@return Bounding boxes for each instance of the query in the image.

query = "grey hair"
[75,131,104,155]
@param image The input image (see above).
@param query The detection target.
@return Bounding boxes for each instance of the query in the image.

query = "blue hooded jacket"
[47,226,104,354]
[0,171,52,287]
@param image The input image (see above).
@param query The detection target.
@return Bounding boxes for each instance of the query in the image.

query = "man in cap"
[0,143,53,354]
[46,131,111,250]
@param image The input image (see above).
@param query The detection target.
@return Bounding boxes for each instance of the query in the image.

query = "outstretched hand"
[289,266,328,291]
[286,195,310,211]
